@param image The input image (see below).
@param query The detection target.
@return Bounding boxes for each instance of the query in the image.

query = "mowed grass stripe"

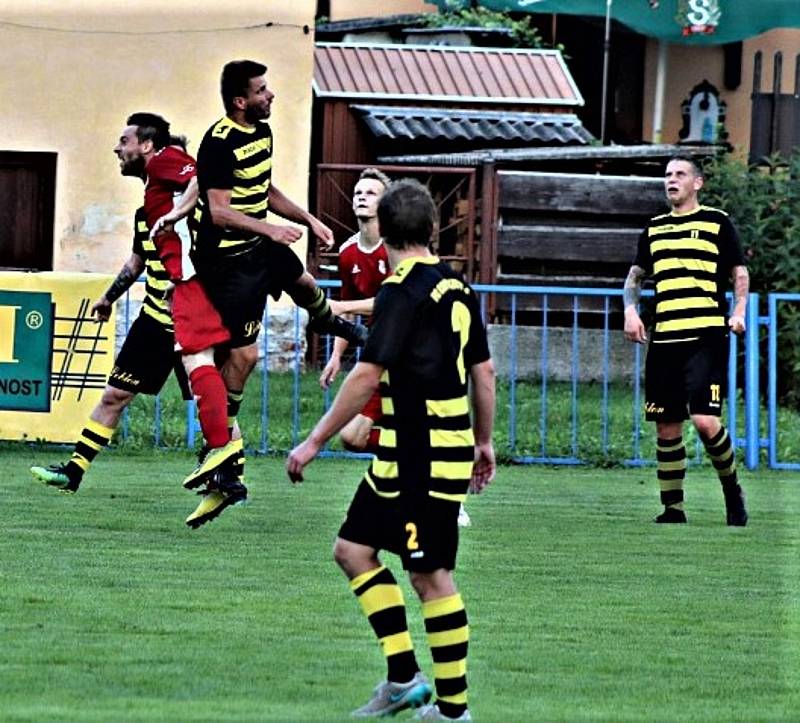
[1,448,798,721]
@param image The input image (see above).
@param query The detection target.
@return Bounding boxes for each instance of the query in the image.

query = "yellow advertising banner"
[0,272,115,442]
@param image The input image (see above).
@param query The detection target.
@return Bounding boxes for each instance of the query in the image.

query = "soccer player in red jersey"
[320,168,391,452]
[114,112,245,528]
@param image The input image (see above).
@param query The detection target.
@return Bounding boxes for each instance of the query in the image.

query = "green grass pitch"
[2,447,799,721]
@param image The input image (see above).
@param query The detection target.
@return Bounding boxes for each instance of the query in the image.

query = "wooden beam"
[498,225,639,264]
[498,171,665,216]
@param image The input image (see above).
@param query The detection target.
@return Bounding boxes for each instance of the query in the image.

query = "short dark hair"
[126,112,171,150]
[169,134,188,151]
[358,167,391,189]
[221,60,267,112]
[378,179,435,250]
[668,154,703,178]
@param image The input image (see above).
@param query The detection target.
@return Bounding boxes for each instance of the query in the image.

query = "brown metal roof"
[313,43,583,107]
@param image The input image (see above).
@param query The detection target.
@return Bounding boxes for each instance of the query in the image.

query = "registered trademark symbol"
[26,310,43,329]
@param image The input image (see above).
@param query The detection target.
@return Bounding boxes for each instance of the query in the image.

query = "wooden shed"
[310,42,593,280]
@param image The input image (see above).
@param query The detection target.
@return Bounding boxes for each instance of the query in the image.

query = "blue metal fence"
[767,293,800,470]
[118,281,788,470]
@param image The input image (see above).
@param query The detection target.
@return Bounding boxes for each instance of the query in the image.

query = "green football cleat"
[30,464,81,493]
[352,672,432,718]
[182,439,241,490]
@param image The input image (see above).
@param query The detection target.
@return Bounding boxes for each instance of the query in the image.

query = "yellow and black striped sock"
[227,389,244,433]
[306,287,333,328]
[68,419,114,481]
[423,593,469,719]
[657,436,686,510]
[703,426,738,492]
[227,391,246,481]
[350,565,418,683]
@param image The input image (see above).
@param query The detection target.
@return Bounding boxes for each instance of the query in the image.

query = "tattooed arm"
[91,253,145,322]
[728,265,749,335]
[623,265,648,344]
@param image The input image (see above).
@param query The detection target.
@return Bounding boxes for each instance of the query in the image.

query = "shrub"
[702,151,800,404]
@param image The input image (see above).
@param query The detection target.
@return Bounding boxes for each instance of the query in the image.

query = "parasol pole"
[600,0,612,144]
[652,40,669,143]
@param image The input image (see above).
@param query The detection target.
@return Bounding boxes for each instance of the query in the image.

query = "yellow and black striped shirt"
[194,116,273,258]
[359,257,491,503]
[635,205,746,344]
[131,207,172,331]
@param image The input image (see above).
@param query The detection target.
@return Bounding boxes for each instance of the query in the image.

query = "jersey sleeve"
[463,288,491,367]
[157,149,196,188]
[633,227,652,273]
[131,207,147,257]
[197,136,234,191]
[719,214,747,271]
[360,286,414,368]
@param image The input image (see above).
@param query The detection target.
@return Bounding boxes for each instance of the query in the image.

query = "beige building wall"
[642,28,800,156]
[0,0,317,273]
[329,0,436,21]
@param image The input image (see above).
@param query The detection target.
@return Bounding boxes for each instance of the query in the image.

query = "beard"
[244,103,269,124]
[120,155,146,178]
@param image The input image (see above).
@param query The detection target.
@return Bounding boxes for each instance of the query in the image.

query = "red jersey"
[338,233,390,301]
[144,146,196,281]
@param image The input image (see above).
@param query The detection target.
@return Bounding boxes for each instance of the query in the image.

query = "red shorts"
[361,390,383,422]
[172,278,230,355]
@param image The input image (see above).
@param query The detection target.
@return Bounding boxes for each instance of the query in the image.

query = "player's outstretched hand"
[320,355,341,390]
[149,213,174,239]
[91,297,112,322]
[286,437,322,484]
[266,223,303,246]
[623,309,648,344]
[469,442,496,494]
[310,218,335,251]
[728,314,746,335]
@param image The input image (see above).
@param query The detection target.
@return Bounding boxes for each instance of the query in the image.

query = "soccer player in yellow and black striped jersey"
[193,60,367,469]
[287,180,496,721]
[624,155,749,526]
[30,206,190,492]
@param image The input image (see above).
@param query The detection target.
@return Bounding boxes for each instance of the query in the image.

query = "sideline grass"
[2,447,799,721]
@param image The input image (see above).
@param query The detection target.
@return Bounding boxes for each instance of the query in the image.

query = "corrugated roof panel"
[351,105,594,145]
[314,43,583,106]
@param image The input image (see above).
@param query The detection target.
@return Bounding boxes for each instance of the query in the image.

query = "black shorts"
[644,335,727,422]
[108,312,191,400]
[338,479,461,572]
[194,243,304,348]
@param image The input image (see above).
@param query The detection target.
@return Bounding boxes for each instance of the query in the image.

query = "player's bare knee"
[333,538,355,570]
[693,415,720,440]
[656,421,683,439]
[100,385,134,413]
[409,570,456,601]
[227,345,258,378]
[333,538,376,575]
[182,348,215,375]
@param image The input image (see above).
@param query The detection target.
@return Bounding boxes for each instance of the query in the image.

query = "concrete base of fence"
[115,300,308,372]
[488,324,639,383]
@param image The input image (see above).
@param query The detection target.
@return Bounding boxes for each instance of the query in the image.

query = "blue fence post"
[186,399,197,449]
[744,292,760,470]
[768,294,778,469]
